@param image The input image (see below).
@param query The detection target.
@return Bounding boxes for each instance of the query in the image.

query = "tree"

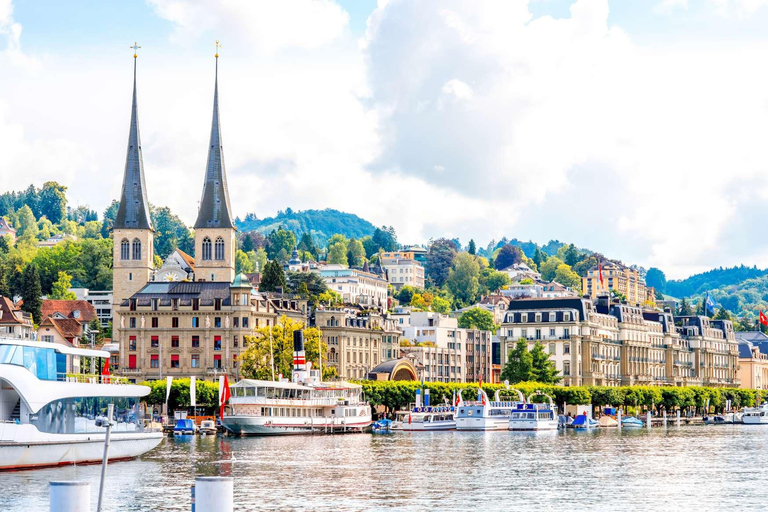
[431,296,451,314]
[540,256,564,282]
[480,268,510,293]
[468,239,476,255]
[318,290,343,307]
[372,226,398,252]
[49,271,76,300]
[494,244,523,270]
[458,308,496,332]
[554,264,582,293]
[533,246,546,270]
[501,339,533,384]
[328,241,348,265]
[16,205,38,241]
[254,248,268,273]
[39,181,67,224]
[298,232,317,257]
[21,263,42,324]
[260,260,286,292]
[646,267,667,294]
[447,253,480,305]
[347,238,365,267]
[396,285,419,304]
[561,244,580,266]
[714,307,732,321]
[241,233,255,253]
[266,227,297,260]
[529,341,562,384]
[426,238,457,287]
[235,249,255,274]
[286,271,328,303]
[679,297,693,316]
[101,200,119,237]
[151,206,194,258]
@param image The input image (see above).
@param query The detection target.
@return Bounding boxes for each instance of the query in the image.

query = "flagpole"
[269,329,275,381]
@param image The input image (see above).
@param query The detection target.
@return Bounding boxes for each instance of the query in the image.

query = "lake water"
[3,425,768,511]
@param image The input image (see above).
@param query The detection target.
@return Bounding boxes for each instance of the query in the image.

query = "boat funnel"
[424,389,430,407]
[292,330,309,383]
[415,389,422,408]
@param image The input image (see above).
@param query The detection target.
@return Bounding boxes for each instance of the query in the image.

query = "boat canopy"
[0,336,109,358]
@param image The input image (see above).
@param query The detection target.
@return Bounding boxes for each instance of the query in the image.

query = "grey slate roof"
[115,58,153,231]
[194,57,234,230]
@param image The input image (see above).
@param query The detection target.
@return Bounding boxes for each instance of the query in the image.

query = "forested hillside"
[236,208,376,244]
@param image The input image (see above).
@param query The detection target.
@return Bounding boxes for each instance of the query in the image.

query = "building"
[0,218,16,242]
[38,233,77,248]
[37,299,99,351]
[452,294,511,326]
[71,288,114,329]
[314,307,401,380]
[499,296,739,388]
[381,258,425,290]
[398,312,492,383]
[736,331,768,390]
[319,265,388,308]
[0,296,34,340]
[499,262,541,283]
[582,262,654,307]
[367,359,418,381]
[114,53,308,382]
[501,280,577,300]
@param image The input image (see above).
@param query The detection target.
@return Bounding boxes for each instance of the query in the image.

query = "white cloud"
[653,0,688,15]
[711,0,768,17]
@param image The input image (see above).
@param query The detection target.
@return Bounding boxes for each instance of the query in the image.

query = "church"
[113,50,305,382]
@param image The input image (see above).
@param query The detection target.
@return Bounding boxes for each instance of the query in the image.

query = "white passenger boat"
[392,388,456,431]
[742,404,768,425]
[0,337,162,470]
[509,391,559,431]
[456,387,523,431]
[221,331,372,436]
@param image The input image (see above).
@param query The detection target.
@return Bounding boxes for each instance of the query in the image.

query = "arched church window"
[132,238,141,260]
[202,237,212,260]
[121,239,130,260]
[215,237,225,261]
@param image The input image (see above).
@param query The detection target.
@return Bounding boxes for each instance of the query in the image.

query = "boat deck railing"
[62,373,131,385]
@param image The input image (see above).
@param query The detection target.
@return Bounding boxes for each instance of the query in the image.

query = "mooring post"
[50,482,90,512]
[194,477,233,512]
[617,409,622,432]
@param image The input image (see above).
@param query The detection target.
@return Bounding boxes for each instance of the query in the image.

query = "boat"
[392,388,456,431]
[598,416,618,428]
[199,420,218,435]
[742,404,768,425]
[372,418,392,434]
[621,416,645,428]
[509,391,559,431]
[0,337,163,470]
[570,414,598,429]
[221,331,372,436]
[173,418,196,435]
[558,415,574,428]
[456,386,523,431]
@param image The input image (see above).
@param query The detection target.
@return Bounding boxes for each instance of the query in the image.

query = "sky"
[3,0,768,280]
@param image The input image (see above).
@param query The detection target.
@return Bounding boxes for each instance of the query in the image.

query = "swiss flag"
[102,359,110,384]
[760,311,768,327]
[598,261,604,287]
[219,374,231,419]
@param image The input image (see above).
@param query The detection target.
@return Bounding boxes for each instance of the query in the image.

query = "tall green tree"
[467,239,476,255]
[38,181,67,224]
[328,241,348,265]
[151,206,194,258]
[480,268,511,294]
[554,263,582,293]
[501,338,533,384]
[235,249,255,274]
[679,297,693,315]
[266,227,297,260]
[540,256,564,282]
[16,205,38,241]
[260,260,287,292]
[530,341,562,384]
[447,253,480,306]
[426,238,457,287]
[21,263,42,324]
[645,267,667,294]
[458,308,496,332]
[494,244,524,270]
[50,271,76,300]
[347,238,365,267]
[371,226,398,252]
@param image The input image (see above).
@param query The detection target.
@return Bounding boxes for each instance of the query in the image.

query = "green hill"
[666,265,768,298]
[235,208,376,243]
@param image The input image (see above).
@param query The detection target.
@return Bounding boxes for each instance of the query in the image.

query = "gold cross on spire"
[131,42,141,59]
[215,40,221,58]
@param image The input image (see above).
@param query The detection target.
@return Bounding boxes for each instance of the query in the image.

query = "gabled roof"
[115,57,153,231]
[194,56,234,230]
[39,317,85,342]
[0,296,30,325]
[41,300,97,323]
[174,249,196,270]
[0,217,16,233]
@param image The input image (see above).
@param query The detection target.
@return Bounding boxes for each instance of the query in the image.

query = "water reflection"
[3,425,768,511]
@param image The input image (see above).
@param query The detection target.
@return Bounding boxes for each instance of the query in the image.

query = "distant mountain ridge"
[666,265,768,299]
[235,208,376,243]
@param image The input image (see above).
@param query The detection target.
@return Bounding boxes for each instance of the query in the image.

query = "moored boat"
[570,414,599,429]
[393,388,456,431]
[199,420,218,435]
[221,331,372,436]
[456,385,523,431]
[742,404,768,425]
[173,419,196,435]
[0,337,163,470]
[621,416,644,428]
[509,391,559,431]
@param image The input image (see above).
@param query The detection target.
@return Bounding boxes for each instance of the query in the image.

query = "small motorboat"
[621,417,644,428]
[570,414,598,429]
[199,420,217,435]
[558,415,574,428]
[372,419,393,434]
[598,416,618,428]
[173,418,196,436]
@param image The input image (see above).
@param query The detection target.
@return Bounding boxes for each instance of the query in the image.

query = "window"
[120,239,130,260]
[150,354,159,368]
[191,354,199,368]
[192,335,199,348]
[171,336,179,348]
[128,354,137,369]
[564,343,570,354]
[214,317,222,328]
[151,336,159,348]
[192,299,199,311]
[171,354,179,368]
[129,317,136,328]
[129,299,136,311]
[233,335,239,348]
[215,237,225,260]
[132,238,141,260]
[202,237,212,260]
[549,343,556,355]
[564,328,570,338]
[564,361,571,376]
[214,354,222,369]
[151,317,158,328]
[233,317,239,328]
[192,317,199,328]
[214,336,222,351]
[535,329,541,340]
[172,317,179,328]
[42,335,54,342]
[242,317,249,328]
[215,299,222,311]
[172,299,179,311]
[549,328,556,337]
[129,336,137,351]
[151,299,158,311]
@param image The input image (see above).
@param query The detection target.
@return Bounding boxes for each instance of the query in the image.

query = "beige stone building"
[736,332,768,390]
[582,262,655,307]
[314,307,401,380]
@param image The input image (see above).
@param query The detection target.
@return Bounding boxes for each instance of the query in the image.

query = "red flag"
[760,311,768,327]
[219,374,231,419]
[101,359,110,384]
[598,261,604,287]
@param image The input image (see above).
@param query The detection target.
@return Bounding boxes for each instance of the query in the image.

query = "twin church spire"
[117,42,234,235]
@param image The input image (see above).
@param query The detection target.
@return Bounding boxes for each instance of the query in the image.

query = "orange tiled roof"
[41,300,97,323]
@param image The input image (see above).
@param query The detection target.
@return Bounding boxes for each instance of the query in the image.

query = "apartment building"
[381,258,425,290]
[319,265,389,308]
[71,288,114,329]
[582,262,655,307]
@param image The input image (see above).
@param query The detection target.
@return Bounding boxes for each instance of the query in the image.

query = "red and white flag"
[760,311,768,327]
[219,374,231,419]
[598,261,604,287]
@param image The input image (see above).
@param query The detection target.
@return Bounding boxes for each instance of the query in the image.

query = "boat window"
[30,397,142,434]
[257,387,266,397]
[266,388,276,399]
[245,387,255,397]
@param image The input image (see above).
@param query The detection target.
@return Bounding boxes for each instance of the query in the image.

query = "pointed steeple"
[194,51,234,229]
[115,52,153,231]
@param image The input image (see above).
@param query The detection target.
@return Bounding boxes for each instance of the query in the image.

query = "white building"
[381,258,425,289]
[501,280,577,300]
[319,265,389,308]
[70,288,114,329]
[499,262,541,283]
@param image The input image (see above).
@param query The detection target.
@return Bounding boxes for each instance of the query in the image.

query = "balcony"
[120,368,142,375]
